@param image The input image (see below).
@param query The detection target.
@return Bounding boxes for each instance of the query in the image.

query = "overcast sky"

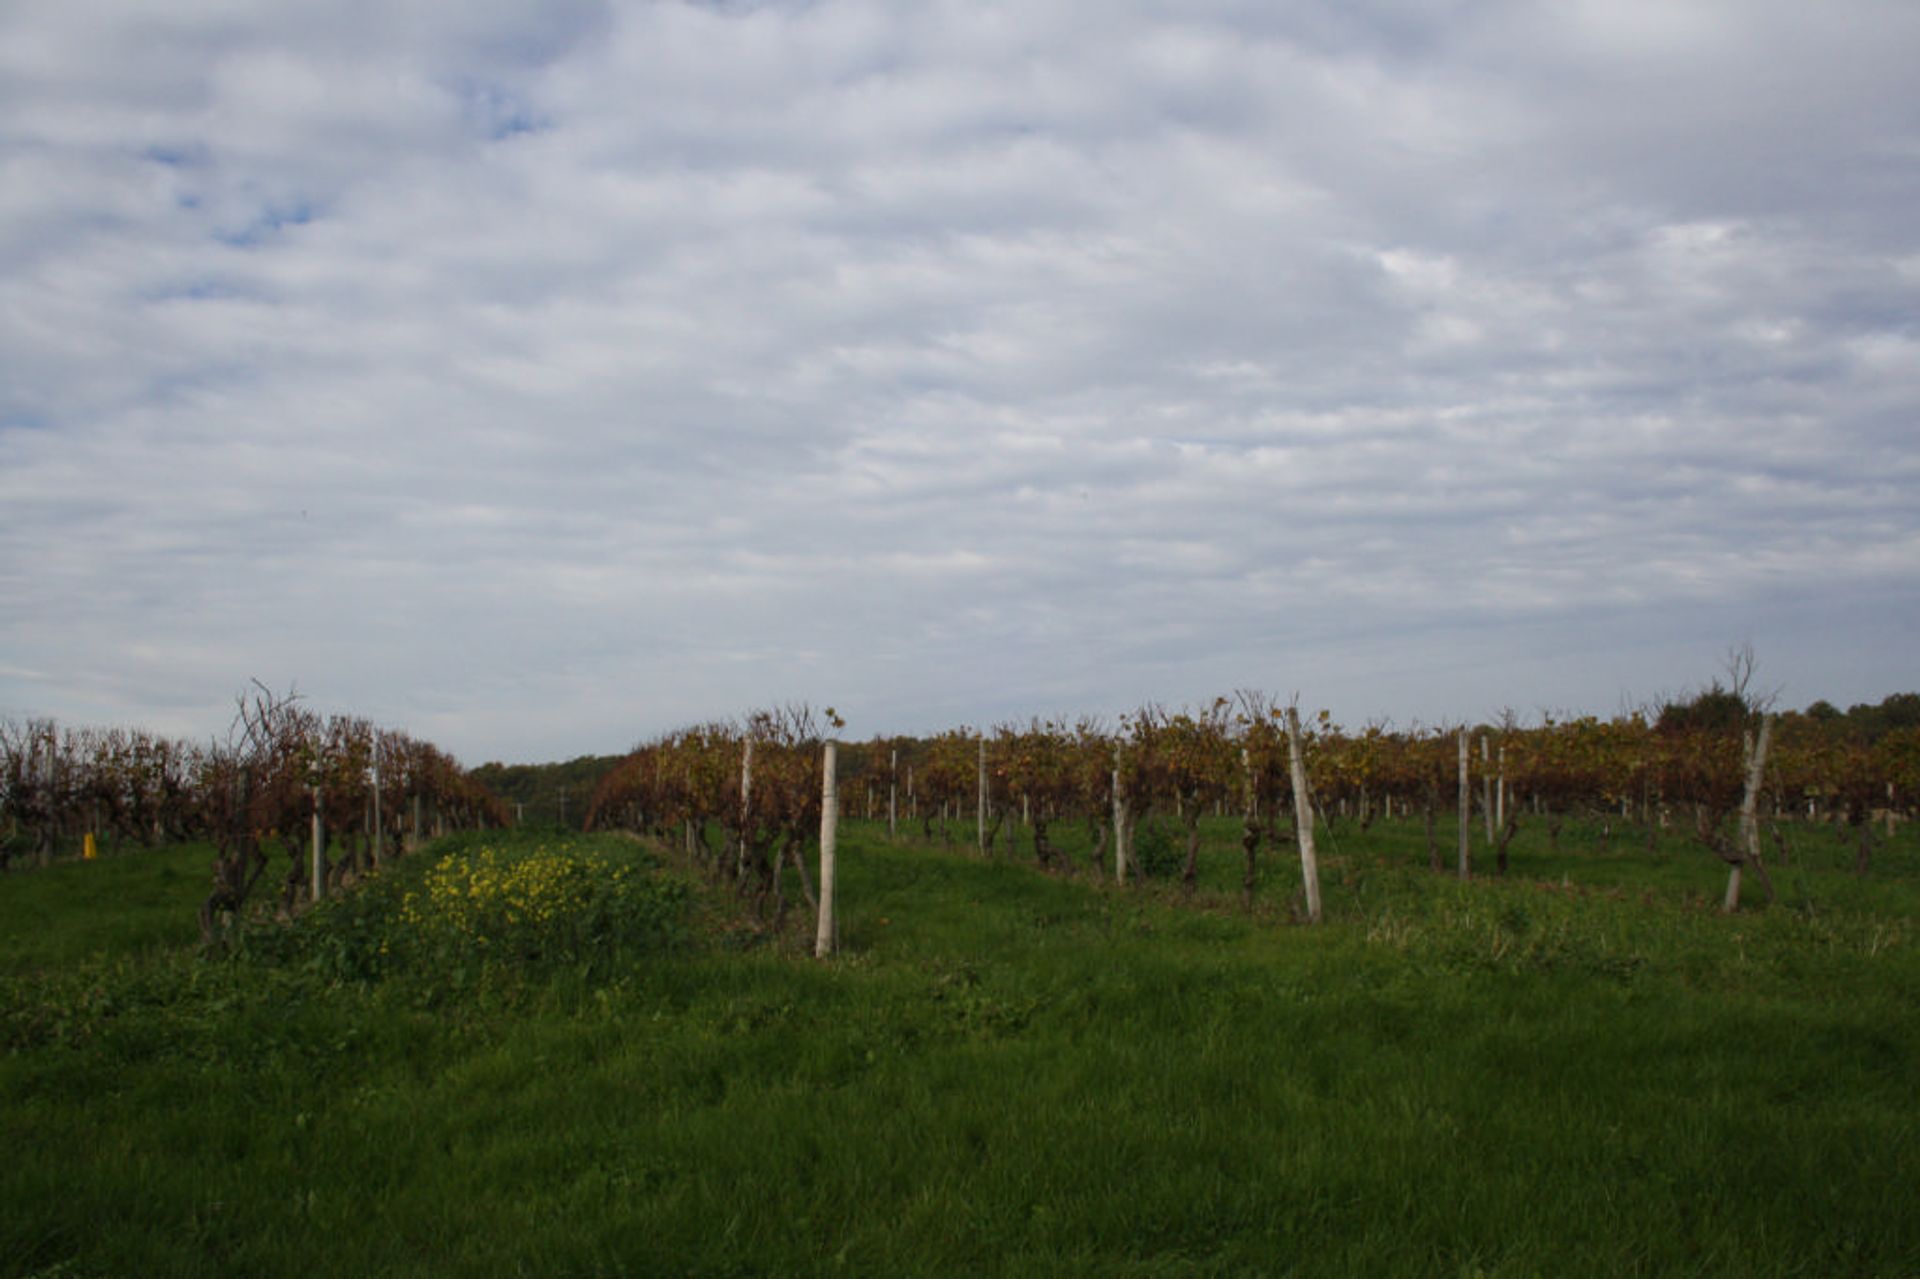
[3,0,1917,764]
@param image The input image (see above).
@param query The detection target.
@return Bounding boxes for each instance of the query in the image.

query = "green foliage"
[3,823,1919,1277]
[1839,691,1920,741]
[1130,818,1183,879]
[468,755,624,830]
[1657,680,1753,734]
[0,841,210,977]
[237,831,690,991]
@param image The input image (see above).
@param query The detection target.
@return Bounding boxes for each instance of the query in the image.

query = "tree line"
[467,754,626,830]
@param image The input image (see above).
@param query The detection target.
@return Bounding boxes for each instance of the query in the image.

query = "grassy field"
[2,814,1917,1277]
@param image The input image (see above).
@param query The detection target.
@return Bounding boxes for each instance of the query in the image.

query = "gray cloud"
[3,0,1916,761]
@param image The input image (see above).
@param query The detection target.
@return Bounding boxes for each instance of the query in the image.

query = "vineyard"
[0,686,506,939]
[5,682,1918,950]
[3,685,1919,1275]
[5,681,1920,962]
[582,688,1920,923]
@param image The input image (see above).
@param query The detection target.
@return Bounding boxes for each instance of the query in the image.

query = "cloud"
[2,0,1916,760]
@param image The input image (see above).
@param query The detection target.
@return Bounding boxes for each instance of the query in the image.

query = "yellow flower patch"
[392,842,685,968]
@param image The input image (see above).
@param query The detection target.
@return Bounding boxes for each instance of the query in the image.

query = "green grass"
[3,819,1918,1276]
[0,840,212,976]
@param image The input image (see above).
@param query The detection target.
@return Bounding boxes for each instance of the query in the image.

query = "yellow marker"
[83,833,97,860]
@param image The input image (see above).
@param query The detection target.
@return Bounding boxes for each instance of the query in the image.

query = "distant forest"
[1798,692,1920,739]
[467,755,624,831]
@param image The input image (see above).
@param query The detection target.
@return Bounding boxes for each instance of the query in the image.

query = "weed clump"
[240,834,690,989]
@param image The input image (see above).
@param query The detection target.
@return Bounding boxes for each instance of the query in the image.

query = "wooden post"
[1728,716,1774,913]
[1241,745,1258,908]
[39,734,55,868]
[976,735,987,857]
[816,740,838,958]
[1496,746,1506,841]
[371,762,384,869]
[1285,707,1322,923]
[1457,729,1470,879]
[739,738,753,879]
[1480,735,1494,844]
[1113,747,1128,886]
[311,785,325,902]
[888,748,898,840]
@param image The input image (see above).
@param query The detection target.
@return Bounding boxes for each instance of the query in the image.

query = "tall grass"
[2,819,1916,1276]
